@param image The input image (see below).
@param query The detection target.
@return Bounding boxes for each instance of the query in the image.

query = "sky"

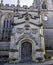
[0,0,33,7]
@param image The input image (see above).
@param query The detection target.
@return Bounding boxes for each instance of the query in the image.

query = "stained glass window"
[2,18,13,41]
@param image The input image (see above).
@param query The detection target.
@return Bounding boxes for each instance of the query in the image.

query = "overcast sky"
[0,0,33,7]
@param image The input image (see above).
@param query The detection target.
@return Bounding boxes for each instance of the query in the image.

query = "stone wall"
[0,42,10,56]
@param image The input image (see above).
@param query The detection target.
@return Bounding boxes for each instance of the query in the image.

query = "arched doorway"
[21,42,32,62]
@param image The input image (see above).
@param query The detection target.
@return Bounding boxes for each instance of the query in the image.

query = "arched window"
[2,17,13,41]
[3,18,12,29]
[42,1,47,9]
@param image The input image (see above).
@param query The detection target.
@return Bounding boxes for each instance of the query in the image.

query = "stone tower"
[0,0,53,64]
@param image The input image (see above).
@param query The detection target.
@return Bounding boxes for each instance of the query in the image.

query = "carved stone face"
[25,17,29,20]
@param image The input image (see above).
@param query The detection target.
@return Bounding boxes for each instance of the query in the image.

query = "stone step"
[3,60,53,65]
[4,63,48,65]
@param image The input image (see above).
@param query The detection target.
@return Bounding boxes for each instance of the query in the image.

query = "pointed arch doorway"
[21,42,32,62]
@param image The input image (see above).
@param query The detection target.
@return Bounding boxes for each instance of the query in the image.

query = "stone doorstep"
[4,59,53,65]
[4,63,53,65]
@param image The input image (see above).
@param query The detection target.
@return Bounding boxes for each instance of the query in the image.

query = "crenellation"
[0,3,38,12]
[5,4,9,7]
[11,4,15,7]
[23,5,28,9]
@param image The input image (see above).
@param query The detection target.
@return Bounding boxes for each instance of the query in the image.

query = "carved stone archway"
[16,37,37,62]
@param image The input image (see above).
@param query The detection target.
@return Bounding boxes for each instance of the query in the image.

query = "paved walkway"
[4,60,53,65]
